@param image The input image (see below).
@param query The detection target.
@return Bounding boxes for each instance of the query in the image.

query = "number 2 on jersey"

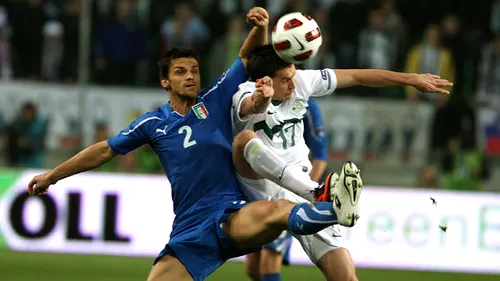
[179,125,197,148]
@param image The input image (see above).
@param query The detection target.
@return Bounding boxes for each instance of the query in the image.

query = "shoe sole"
[341,161,362,205]
[339,161,363,227]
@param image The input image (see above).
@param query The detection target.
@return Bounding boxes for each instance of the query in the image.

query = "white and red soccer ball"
[271,12,323,64]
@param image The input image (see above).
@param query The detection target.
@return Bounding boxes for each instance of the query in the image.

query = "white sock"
[243,138,319,201]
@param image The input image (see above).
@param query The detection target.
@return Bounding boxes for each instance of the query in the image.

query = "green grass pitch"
[0,249,497,281]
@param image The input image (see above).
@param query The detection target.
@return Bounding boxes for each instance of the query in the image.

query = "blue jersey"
[107,58,247,236]
[303,99,327,161]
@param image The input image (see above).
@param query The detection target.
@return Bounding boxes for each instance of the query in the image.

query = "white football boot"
[331,161,363,227]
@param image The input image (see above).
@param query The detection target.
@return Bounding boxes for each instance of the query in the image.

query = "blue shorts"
[263,230,293,265]
[154,200,262,281]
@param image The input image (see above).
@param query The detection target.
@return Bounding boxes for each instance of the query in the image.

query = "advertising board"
[0,170,498,273]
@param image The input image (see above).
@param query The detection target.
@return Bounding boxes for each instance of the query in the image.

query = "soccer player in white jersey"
[245,98,329,281]
[231,45,453,281]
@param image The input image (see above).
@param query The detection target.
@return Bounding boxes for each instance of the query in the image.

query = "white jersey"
[232,69,337,171]
[232,69,342,263]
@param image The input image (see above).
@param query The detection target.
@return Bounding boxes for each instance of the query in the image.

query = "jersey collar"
[271,100,282,106]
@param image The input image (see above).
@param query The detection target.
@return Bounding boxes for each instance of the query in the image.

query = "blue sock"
[261,273,281,281]
[287,202,338,235]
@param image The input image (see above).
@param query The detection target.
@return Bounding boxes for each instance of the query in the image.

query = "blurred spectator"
[417,165,439,188]
[441,137,488,191]
[94,0,148,85]
[358,9,397,70]
[95,0,115,22]
[0,6,12,80]
[6,102,48,168]
[117,153,138,173]
[197,0,227,46]
[41,20,65,82]
[477,35,500,107]
[491,0,500,35]
[271,0,309,21]
[160,2,210,52]
[405,24,455,101]
[10,0,46,79]
[136,145,163,174]
[59,0,81,83]
[380,0,408,71]
[328,0,367,68]
[207,15,246,82]
[440,15,467,96]
[430,96,479,179]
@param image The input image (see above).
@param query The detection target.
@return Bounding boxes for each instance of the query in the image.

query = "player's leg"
[146,254,193,281]
[316,248,358,281]
[233,130,325,201]
[245,252,261,281]
[222,197,342,250]
[258,229,291,281]
[278,189,358,281]
[259,248,284,281]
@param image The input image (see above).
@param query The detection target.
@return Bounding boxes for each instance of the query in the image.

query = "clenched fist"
[247,7,269,27]
[255,76,274,98]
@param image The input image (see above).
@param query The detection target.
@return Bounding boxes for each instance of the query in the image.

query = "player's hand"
[28,172,56,196]
[247,7,269,27]
[255,76,274,98]
[411,74,453,95]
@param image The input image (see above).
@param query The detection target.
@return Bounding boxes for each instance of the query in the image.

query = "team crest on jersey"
[289,101,306,117]
[192,102,209,119]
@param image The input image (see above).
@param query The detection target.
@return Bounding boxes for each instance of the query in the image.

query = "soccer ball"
[271,12,323,64]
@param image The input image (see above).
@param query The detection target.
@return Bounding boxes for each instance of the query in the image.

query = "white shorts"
[237,174,343,263]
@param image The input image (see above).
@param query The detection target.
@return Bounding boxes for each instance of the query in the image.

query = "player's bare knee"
[233,130,258,152]
[264,199,295,228]
[318,248,358,281]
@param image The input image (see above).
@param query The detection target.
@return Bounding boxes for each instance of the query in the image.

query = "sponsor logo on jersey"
[192,102,209,119]
[321,69,328,80]
[289,101,306,116]
[155,125,168,135]
[321,69,332,89]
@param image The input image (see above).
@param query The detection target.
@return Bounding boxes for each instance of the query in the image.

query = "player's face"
[161,57,200,100]
[272,65,296,101]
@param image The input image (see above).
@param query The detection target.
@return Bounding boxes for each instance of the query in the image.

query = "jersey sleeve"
[232,83,255,123]
[107,113,161,155]
[201,57,248,109]
[296,69,337,98]
[303,99,328,161]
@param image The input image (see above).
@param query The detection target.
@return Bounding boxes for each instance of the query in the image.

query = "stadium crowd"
[0,0,498,191]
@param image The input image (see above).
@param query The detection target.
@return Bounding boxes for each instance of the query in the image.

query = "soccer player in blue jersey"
[27,7,353,281]
[245,98,329,281]
[303,99,329,183]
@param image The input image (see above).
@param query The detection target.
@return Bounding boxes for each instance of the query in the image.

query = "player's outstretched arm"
[334,69,453,95]
[238,7,269,66]
[239,76,274,119]
[28,141,116,195]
